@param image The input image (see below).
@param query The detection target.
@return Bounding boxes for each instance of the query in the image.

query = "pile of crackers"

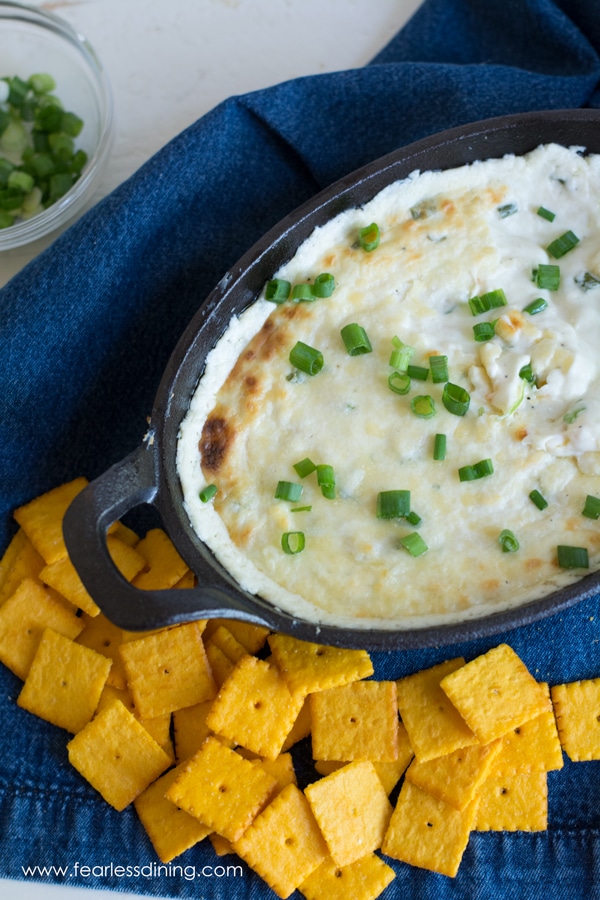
[0,477,599,899]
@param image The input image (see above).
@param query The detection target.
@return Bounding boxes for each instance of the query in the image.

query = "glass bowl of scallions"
[0,1,113,250]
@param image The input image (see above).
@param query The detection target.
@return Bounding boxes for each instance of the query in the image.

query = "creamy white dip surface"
[177,144,600,630]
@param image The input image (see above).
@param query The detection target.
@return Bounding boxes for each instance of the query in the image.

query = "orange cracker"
[268,633,373,695]
[209,833,234,857]
[299,852,395,900]
[204,640,236,687]
[95,683,174,760]
[134,764,212,863]
[216,619,270,654]
[106,534,147,582]
[40,555,100,617]
[76,612,127,690]
[234,782,329,899]
[17,628,111,733]
[119,620,216,718]
[0,577,83,679]
[310,680,399,762]
[475,772,548,831]
[13,477,89,565]
[67,699,171,811]
[281,695,312,752]
[305,761,392,866]
[382,779,478,878]
[132,528,190,590]
[551,678,600,761]
[206,655,306,760]
[165,735,277,842]
[206,624,248,664]
[440,644,551,743]
[313,721,413,795]
[493,683,563,775]
[396,657,477,761]
[0,528,45,606]
[405,739,502,811]
[172,699,215,762]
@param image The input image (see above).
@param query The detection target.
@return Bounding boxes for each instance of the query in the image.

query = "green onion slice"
[317,464,336,499]
[429,355,449,383]
[199,484,217,503]
[529,489,548,510]
[293,457,317,478]
[537,206,556,222]
[388,371,411,395]
[376,490,410,519]
[547,230,580,259]
[312,272,336,297]
[499,529,519,553]
[289,341,324,375]
[264,278,291,302]
[473,321,496,342]
[406,364,429,381]
[292,283,316,302]
[468,289,507,316]
[291,505,312,513]
[389,337,414,372]
[557,545,589,569]
[400,532,428,557]
[411,394,436,418]
[582,494,600,520]
[358,222,380,251]
[405,510,422,527]
[281,531,306,555]
[274,480,303,502]
[341,323,372,356]
[458,458,494,482]
[497,203,518,218]
[433,433,447,460]
[523,297,548,315]
[534,264,560,290]
[442,382,471,417]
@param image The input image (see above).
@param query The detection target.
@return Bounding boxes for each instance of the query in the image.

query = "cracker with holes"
[493,683,563,776]
[67,699,171,811]
[120,621,216,719]
[268,634,373,695]
[234,782,329,899]
[311,680,399,762]
[0,577,83,679]
[205,641,236,688]
[551,678,600,761]
[95,683,174,760]
[299,852,396,900]
[382,779,479,878]
[206,654,306,760]
[205,624,248,665]
[405,739,502,811]
[203,618,270,654]
[396,657,477,761]
[132,528,190,590]
[76,612,127,690]
[165,735,277,842]
[281,695,312,751]
[475,771,548,831]
[134,764,212,863]
[0,528,45,606]
[440,644,551,743]
[305,761,392,866]
[17,628,111,733]
[13,477,89,565]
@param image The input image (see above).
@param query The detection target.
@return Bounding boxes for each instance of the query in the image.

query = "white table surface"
[1,1,421,897]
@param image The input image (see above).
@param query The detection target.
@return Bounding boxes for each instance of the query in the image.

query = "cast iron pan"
[63,108,600,650]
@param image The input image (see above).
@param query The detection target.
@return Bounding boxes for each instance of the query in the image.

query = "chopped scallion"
[293,457,317,478]
[557,544,589,569]
[582,494,600,520]
[317,464,336,499]
[292,283,316,302]
[358,222,380,251]
[547,230,580,259]
[291,505,312,513]
[340,322,372,356]
[523,297,548,315]
[281,531,305,554]
[529,489,548,510]
[264,278,291,303]
[564,405,585,424]
[406,364,429,381]
[498,529,519,553]
[289,341,324,375]
[400,532,428,557]
[458,458,494,482]
[376,490,410,519]
[442,382,470,416]
[468,289,507,316]
[405,510,422,527]
[411,394,436,418]
[473,321,496,342]
[433,433,447,460]
[199,484,217,502]
[429,355,448,383]
[519,362,536,384]
[536,206,556,222]
[534,264,560,290]
[312,272,336,297]
[388,371,411,395]
[274,480,303,502]
[389,338,414,372]
[575,271,600,292]
[497,203,518,218]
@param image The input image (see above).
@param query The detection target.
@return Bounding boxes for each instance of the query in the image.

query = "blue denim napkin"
[1,0,600,897]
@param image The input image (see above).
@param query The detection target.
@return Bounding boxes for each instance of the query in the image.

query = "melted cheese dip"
[177,144,600,630]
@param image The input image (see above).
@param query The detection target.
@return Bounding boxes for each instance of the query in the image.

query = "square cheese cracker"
[440,644,551,743]
[405,739,503,811]
[268,633,373,695]
[311,680,399,762]
[299,853,395,900]
[551,678,600,761]
[475,771,548,831]
[13,477,89,565]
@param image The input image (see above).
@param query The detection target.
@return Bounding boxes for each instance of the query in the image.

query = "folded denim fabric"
[1,0,600,897]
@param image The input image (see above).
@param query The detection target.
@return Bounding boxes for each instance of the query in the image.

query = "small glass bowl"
[0,1,113,250]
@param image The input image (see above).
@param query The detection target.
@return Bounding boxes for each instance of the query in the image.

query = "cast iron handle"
[62,441,273,632]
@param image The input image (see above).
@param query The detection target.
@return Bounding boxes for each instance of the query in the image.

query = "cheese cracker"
[299,853,395,900]
[13,477,89,565]
[475,772,548,831]
[268,634,373,695]
[551,678,600,761]
[405,739,503,811]
[0,528,45,606]
[311,680,399,762]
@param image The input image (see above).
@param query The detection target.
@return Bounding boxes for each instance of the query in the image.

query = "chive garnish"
[429,355,449,383]
[376,490,410,519]
[529,489,548,510]
[389,337,414,372]
[406,364,429,381]
[400,532,428,557]
[317,464,336,499]
[281,531,305,554]
[199,484,217,502]
[388,371,411,395]
[534,264,560,290]
[433,433,447,460]
[557,545,589,569]
[292,283,316,302]
[406,510,422,527]
[458,458,494,482]
[291,506,312,513]
[289,341,324,375]
[519,362,536,384]
[358,222,380,251]
[312,272,336,297]
[274,481,303,502]
[473,321,496,342]
[264,278,291,303]
[341,323,372,356]
[523,297,548,315]
[575,272,600,292]
[468,289,507,316]
[411,395,436,418]
[547,230,580,259]
[582,495,600,520]
[293,457,317,478]
[536,206,556,222]
[442,382,470,416]
[499,529,519,553]
[497,203,518,218]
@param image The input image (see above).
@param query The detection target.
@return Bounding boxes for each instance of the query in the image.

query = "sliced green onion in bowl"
[265,278,291,303]
[529,489,548,510]
[274,481,303,502]
[582,494,600,520]
[340,323,372,356]
[458,458,494,482]
[293,457,317,478]
[442,382,470,416]
[389,337,414,372]
[199,484,218,503]
[358,222,380,251]
[289,341,324,375]
[281,531,306,555]
[547,230,580,259]
[433,433,447,460]
[557,545,589,569]
[388,371,411,395]
[473,321,496,342]
[534,264,560,290]
[292,283,316,302]
[411,394,436,418]
[499,529,519,553]
[316,464,336,499]
[523,297,548,315]
[406,364,429,381]
[400,532,428,557]
[429,355,448,383]
[468,289,507,316]
[312,272,336,297]
[376,490,410,519]
[536,206,555,222]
